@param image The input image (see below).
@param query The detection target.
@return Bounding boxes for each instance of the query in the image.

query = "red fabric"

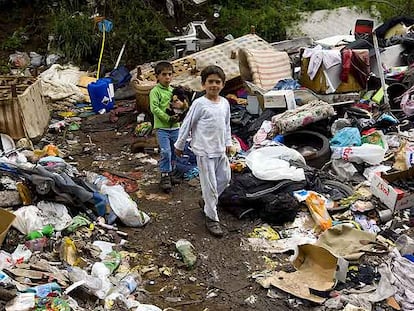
[340,49,353,83]
[101,171,141,193]
[233,135,249,151]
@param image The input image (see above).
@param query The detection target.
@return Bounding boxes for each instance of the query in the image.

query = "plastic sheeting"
[39,64,85,103]
[246,146,306,181]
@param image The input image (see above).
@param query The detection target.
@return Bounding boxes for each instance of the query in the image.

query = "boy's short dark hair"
[201,65,226,83]
[154,61,173,75]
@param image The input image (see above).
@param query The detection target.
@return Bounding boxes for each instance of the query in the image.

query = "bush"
[50,10,99,64]
[1,27,28,51]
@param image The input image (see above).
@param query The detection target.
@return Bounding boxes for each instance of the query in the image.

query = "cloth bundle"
[271,100,335,134]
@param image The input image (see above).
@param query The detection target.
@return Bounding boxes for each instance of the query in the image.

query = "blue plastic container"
[87,78,115,113]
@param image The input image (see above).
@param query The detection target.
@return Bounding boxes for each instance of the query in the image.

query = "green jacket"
[149,83,179,129]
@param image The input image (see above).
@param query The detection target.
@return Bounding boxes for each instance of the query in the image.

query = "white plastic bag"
[12,202,72,234]
[12,205,44,234]
[101,184,150,227]
[331,143,386,165]
[246,146,306,181]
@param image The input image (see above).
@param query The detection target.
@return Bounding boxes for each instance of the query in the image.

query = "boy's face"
[157,69,173,87]
[202,74,224,97]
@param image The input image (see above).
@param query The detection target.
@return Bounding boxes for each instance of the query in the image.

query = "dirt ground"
[69,112,313,311]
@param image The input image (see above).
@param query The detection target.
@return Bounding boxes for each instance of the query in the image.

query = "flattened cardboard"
[316,224,377,261]
[0,208,16,247]
[257,244,348,303]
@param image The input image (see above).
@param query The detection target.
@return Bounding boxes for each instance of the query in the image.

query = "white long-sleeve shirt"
[174,95,232,157]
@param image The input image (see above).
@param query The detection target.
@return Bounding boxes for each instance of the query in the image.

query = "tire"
[283,130,331,169]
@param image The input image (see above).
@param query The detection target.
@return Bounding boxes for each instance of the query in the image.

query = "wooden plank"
[0,97,25,139]
[18,79,50,139]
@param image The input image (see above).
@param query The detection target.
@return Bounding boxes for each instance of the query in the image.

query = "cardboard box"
[0,208,16,247]
[299,56,364,94]
[263,90,296,110]
[370,167,414,211]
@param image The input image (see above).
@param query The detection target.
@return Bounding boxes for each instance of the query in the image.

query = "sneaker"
[205,217,223,237]
[198,198,204,210]
[170,170,182,185]
[160,173,172,193]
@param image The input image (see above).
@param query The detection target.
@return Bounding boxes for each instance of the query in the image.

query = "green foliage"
[0,59,10,74]
[5,0,414,70]
[212,1,299,42]
[102,0,173,69]
[51,10,98,64]
[46,0,172,69]
[210,0,413,44]
[1,27,28,51]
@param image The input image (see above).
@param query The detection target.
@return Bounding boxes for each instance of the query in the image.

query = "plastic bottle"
[24,282,61,298]
[116,272,141,296]
[331,143,386,165]
[0,270,11,284]
[175,239,197,269]
[85,171,110,190]
[26,224,54,240]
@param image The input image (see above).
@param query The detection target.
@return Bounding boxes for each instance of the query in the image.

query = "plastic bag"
[330,127,361,147]
[398,85,414,116]
[29,52,43,67]
[331,143,386,165]
[304,191,333,231]
[9,51,30,68]
[361,129,388,151]
[246,146,306,181]
[101,184,150,227]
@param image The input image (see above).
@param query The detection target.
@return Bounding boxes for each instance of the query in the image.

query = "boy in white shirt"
[174,65,232,237]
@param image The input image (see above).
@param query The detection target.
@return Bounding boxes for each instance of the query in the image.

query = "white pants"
[197,154,231,222]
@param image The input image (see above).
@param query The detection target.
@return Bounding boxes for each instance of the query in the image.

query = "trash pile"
[0,135,171,310]
[2,12,414,311]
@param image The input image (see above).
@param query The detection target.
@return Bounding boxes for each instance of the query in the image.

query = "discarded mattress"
[136,34,276,91]
[239,48,292,91]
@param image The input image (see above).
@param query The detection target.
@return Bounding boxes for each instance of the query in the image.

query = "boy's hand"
[169,114,180,123]
[175,148,183,158]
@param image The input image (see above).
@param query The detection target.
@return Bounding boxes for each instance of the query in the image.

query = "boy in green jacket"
[149,61,180,193]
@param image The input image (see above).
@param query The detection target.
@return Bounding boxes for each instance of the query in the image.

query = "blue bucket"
[87,78,115,113]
